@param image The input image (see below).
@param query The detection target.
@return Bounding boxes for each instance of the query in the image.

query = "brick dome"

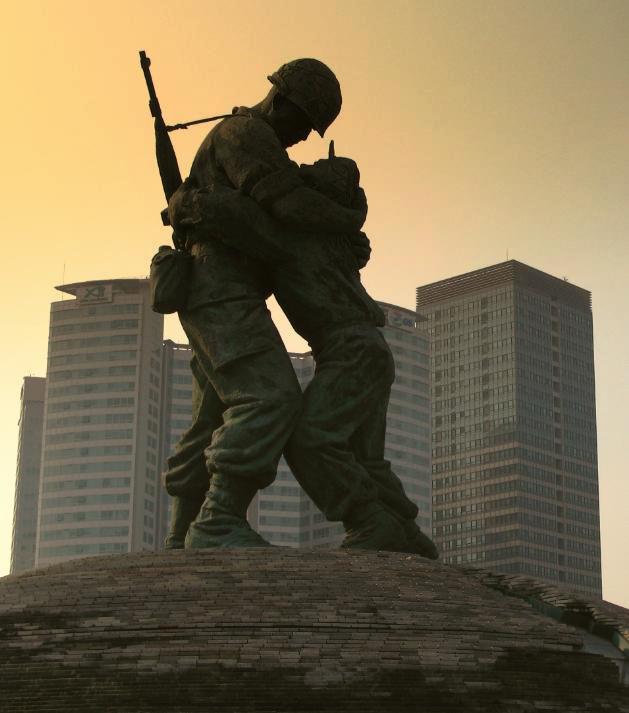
[0,549,627,712]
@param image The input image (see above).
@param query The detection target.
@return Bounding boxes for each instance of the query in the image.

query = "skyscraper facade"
[417,261,601,597]
[251,302,432,546]
[156,340,194,545]
[10,377,46,573]
[35,279,164,567]
[20,284,430,564]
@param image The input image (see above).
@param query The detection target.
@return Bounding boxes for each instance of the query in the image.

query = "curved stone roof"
[0,550,627,712]
[463,566,629,660]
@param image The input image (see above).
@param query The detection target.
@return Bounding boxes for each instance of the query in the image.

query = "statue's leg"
[284,325,407,551]
[180,305,302,549]
[163,355,224,549]
[349,394,419,520]
[350,394,439,560]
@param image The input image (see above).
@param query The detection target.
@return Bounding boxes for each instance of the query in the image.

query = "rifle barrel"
[139,50,162,119]
[138,50,182,215]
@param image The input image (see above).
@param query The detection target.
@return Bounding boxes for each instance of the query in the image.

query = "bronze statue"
[162,58,437,557]
[163,59,364,549]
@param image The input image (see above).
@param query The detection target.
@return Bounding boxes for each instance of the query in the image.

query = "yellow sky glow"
[1,0,627,606]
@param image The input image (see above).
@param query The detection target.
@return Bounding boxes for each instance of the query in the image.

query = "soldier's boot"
[341,503,408,552]
[398,519,439,560]
[373,490,439,559]
[164,495,204,550]
[185,474,272,549]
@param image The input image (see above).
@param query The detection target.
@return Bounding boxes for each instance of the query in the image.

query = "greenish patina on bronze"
[161,58,437,558]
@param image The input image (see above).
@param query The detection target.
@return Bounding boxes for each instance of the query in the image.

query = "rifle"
[138,50,233,229]
[139,51,183,227]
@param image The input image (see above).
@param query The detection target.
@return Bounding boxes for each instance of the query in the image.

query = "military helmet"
[267,58,342,137]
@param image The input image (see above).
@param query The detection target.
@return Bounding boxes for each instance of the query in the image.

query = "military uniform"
[168,166,421,530]
[165,100,434,554]
[164,109,306,504]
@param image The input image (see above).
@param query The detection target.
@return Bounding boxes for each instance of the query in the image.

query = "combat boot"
[399,519,439,560]
[185,474,272,549]
[164,495,204,550]
[341,503,408,551]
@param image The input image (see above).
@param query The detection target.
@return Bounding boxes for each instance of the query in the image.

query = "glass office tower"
[156,340,194,545]
[417,260,601,597]
[35,279,164,566]
[29,286,431,560]
[10,377,46,573]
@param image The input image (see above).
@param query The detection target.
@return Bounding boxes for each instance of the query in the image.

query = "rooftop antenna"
[506,248,509,260]
[61,263,66,300]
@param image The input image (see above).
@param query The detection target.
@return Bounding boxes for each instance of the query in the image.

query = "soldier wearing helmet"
[167,140,438,557]
[165,59,437,556]
[164,59,369,549]
[267,58,342,138]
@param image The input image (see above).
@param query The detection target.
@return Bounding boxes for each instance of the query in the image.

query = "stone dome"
[0,549,627,712]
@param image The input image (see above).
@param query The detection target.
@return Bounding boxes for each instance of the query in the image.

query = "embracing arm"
[215,116,367,233]
[170,115,372,266]
[266,184,366,233]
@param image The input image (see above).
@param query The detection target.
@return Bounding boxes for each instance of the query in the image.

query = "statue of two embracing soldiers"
[152,57,437,559]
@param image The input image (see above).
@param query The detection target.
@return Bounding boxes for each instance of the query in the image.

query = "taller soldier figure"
[167,59,377,548]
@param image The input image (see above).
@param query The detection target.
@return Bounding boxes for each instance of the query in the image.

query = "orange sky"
[1,0,627,606]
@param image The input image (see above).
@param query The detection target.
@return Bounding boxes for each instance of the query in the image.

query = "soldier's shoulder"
[214,109,275,143]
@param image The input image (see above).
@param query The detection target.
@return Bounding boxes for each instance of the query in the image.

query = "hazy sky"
[2,0,627,606]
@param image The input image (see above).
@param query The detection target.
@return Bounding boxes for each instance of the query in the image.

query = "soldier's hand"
[167,179,203,235]
[349,231,371,270]
[168,180,227,247]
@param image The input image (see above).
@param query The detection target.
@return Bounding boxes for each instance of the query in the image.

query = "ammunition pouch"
[149,244,193,314]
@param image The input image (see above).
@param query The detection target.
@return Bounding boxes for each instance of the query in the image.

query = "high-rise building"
[23,282,430,562]
[251,302,432,546]
[156,340,194,545]
[10,377,46,573]
[417,260,601,597]
[35,279,164,567]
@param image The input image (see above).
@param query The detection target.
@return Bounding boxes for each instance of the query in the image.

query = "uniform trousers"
[164,320,418,526]
[164,298,301,498]
[284,324,419,523]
